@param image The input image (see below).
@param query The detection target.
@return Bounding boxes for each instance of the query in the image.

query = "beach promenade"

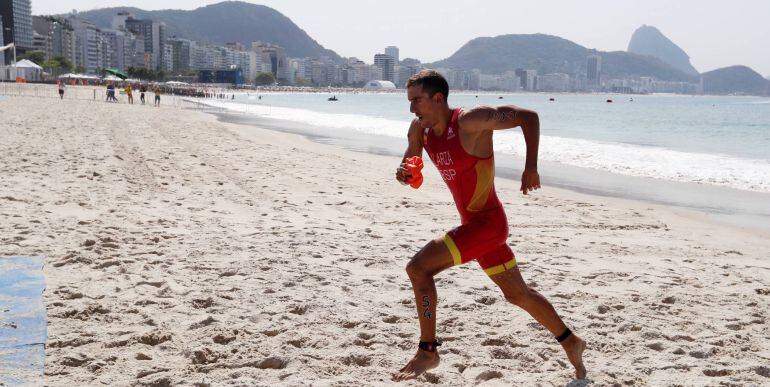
[1,89,769,385]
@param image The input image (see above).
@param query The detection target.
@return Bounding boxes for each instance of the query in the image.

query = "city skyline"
[30,0,770,77]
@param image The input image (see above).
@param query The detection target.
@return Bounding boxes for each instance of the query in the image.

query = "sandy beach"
[1,90,769,386]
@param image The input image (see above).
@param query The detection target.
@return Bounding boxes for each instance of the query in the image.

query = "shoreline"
[1,95,768,385]
[205,106,770,235]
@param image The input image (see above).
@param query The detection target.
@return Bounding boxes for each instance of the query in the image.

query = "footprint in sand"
[341,354,371,367]
[421,372,441,384]
[476,370,504,382]
[256,357,287,369]
[137,331,172,346]
[191,297,215,309]
[646,342,665,351]
[382,315,400,323]
[212,333,236,345]
[60,353,93,367]
[490,348,514,359]
[289,304,308,315]
[190,348,220,365]
[703,369,733,377]
[189,316,217,329]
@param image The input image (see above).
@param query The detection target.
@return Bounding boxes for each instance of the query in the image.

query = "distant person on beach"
[392,70,587,381]
[106,83,117,102]
[125,84,134,105]
[153,85,161,107]
[58,81,65,99]
[140,84,147,105]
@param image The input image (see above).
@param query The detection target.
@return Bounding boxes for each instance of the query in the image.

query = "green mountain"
[701,65,770,95]
[70,1,340,60]
[627,25,699,77]
[429,34,697,82]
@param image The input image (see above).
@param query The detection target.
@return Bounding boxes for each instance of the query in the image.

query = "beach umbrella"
[105,68,128,80]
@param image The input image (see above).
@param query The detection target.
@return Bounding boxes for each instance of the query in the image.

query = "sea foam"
[196,99,770,193]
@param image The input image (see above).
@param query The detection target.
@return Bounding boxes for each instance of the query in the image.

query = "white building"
[70,17,103,74]
[363,80,396,90]
[162,43,174,71]
[370,65,383,82]
[234,50,250,78]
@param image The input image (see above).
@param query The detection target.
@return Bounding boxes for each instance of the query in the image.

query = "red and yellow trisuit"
[423,108,516,276]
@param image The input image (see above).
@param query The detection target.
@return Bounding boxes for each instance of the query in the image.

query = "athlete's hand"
[396,163,411,185]
[520,168,541,194]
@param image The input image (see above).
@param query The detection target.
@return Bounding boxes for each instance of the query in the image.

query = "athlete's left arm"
[458,106,541,194]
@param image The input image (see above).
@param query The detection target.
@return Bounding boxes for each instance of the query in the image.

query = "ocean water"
[193,92,770,230]
[204,92,770,193]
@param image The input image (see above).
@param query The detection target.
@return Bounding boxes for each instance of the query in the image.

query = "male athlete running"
[393,70,587,381]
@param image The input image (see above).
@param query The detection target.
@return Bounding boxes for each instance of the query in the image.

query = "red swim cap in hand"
[404,156,424,189]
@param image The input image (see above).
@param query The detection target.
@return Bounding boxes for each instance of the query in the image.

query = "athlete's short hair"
[407,70,449,101]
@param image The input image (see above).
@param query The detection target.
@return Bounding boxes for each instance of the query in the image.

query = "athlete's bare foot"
[561,334,587,379]
[392,349,440,381]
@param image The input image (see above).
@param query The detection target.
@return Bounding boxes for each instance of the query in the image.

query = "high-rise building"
[112,11,131,31]
[124,16,166,71]
[234,50,250,73]
[0,16,5,66]
[286,58,304,84]
[385,46,399,63]
[290,57,311,83]
[32,30,49,57]
[0,0,33,63]
[374,53,394,82]
[168,37,193,71]
[192,45,216,70]
[70,17,104,74]
[248,51,265,81]
[101,29,129,70]
[129,33,147,69]
[162,43,174,71]
[306,56,337,86]
[32,16,77,65]
[515,68,537,91]
[586,55,602,87]
[252,42,287,80]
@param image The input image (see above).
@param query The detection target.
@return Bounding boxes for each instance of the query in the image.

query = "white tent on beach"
[0,59,43,82]
[363,80,396,90]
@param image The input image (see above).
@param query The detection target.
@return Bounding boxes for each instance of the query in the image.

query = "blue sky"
[33,0,770,76]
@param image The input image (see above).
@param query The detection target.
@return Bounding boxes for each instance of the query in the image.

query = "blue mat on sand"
[0,256,47,386]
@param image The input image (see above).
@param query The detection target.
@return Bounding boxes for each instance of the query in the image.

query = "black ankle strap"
[418,340,441,352]
[556,328,572,343]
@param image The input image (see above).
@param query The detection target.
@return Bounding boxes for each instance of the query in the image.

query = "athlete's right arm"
[396,119,423,185]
